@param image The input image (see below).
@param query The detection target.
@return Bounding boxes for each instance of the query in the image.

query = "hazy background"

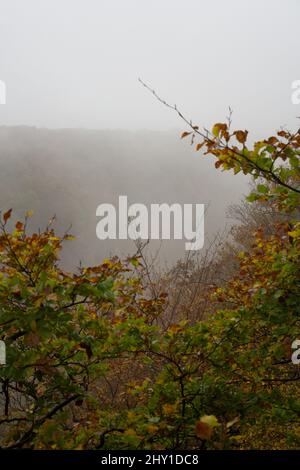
[1,0,299,131]
[0,0,299,267]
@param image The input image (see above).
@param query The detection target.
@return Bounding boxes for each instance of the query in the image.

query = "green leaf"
[257,184,268,194]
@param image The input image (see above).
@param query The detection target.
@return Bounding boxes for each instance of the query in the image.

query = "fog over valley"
[0,126,248,268]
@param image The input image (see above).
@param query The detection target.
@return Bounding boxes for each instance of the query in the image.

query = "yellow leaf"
[26,210,34,218]
[212,123,227,138]
[288,229,300,239]
[64,234,76,240]
[200,415,219,428]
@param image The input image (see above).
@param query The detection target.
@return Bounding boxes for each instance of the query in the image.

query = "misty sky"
[1,0,300,135]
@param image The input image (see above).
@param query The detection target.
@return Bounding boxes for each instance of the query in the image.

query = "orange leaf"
[195,421,213,440]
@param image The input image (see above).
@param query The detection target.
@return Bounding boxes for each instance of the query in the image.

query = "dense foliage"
[0,122,299,449]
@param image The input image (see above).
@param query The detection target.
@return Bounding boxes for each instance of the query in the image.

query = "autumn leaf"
[147,424,159,433]
[181,131,192,139]
[25,209,34,218]
[234,130,248,144]
[162,403,176,415]
[168,324,182,335]
[200,415,219,428]
[196,142,205,151]
[3,208,12,224]
[15,221,24,231]
[195,415,219,440]
[64,234,76,241]
[212,123,227,138]
[195,421,213,440]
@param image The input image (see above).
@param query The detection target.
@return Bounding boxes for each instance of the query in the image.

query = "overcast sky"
[0,0,300,135]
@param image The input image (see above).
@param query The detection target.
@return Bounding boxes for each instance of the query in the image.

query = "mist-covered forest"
[0,0,300,456]
[0,126,247,268]
[0,118,299,450]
